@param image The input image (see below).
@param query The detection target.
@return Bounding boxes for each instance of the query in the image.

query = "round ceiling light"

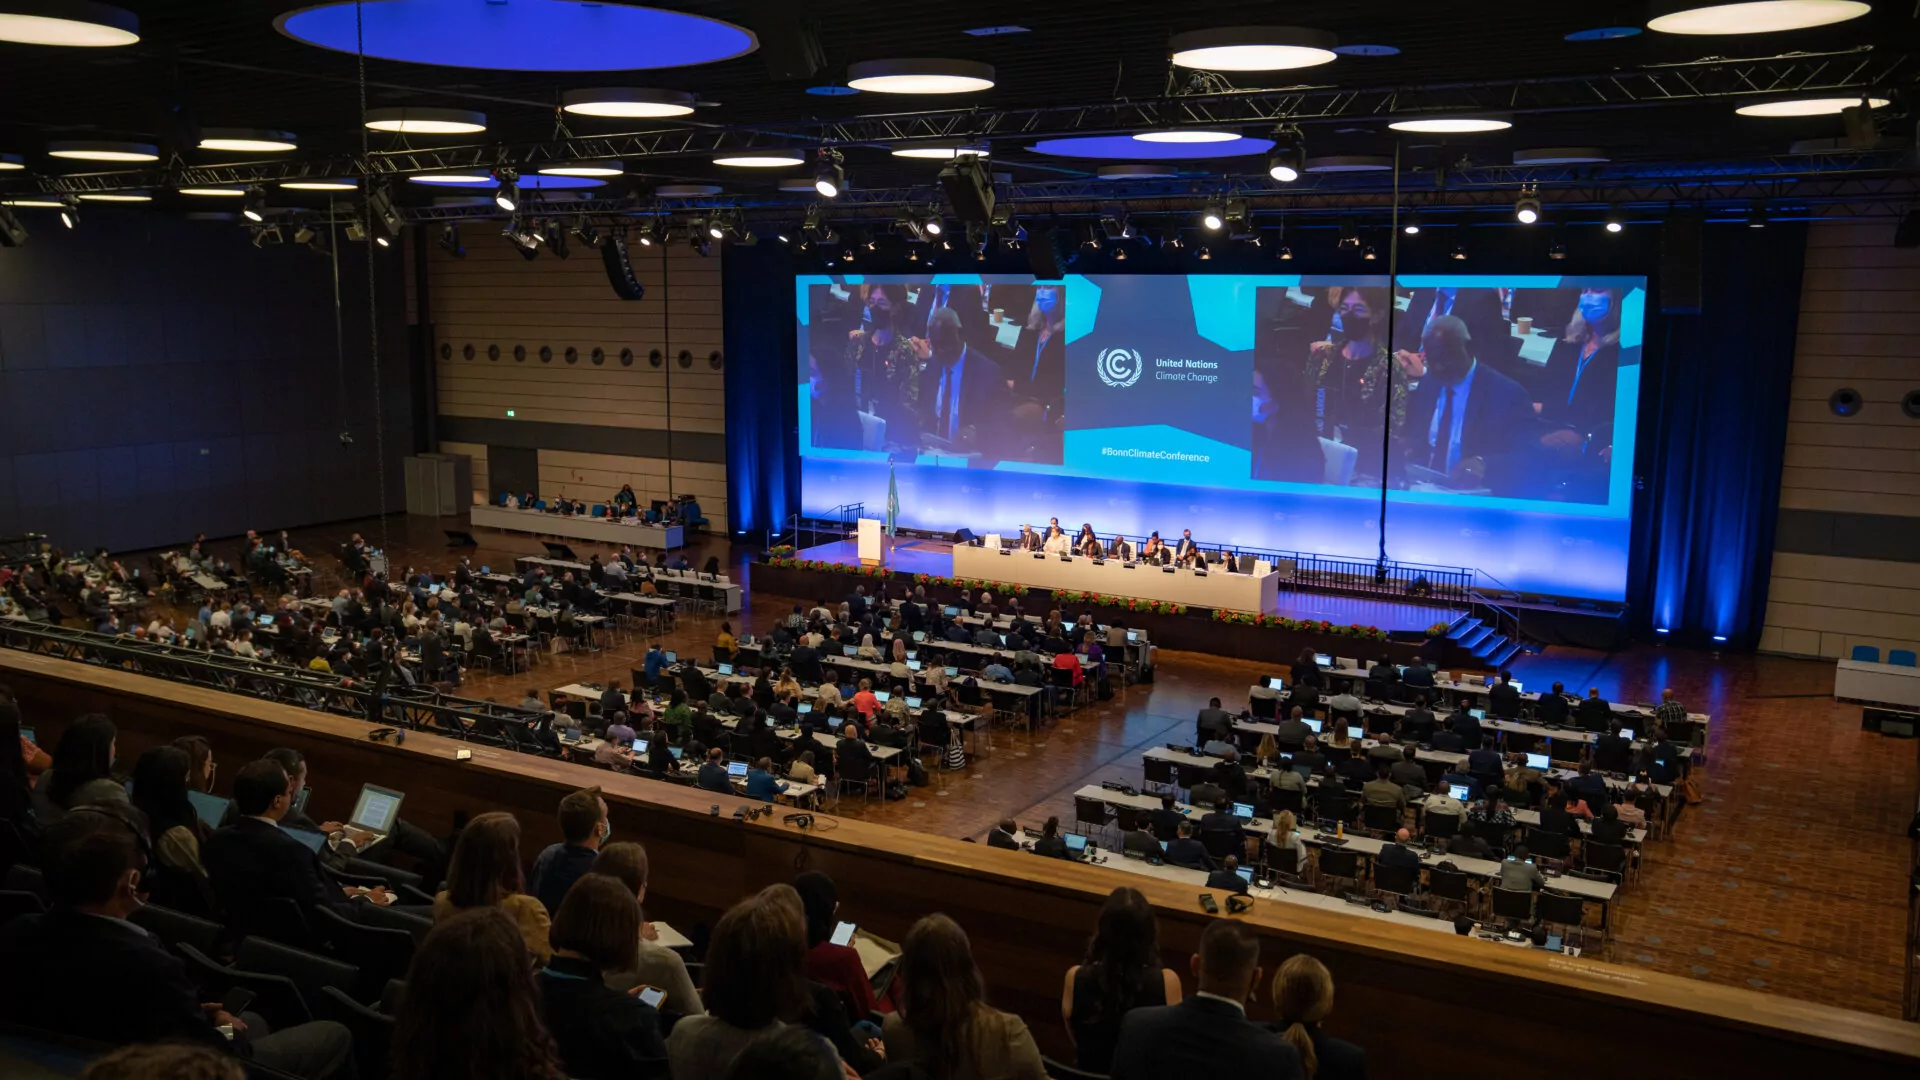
[2,197,65,208]
[655,184,722,197]
[426,174,604,191]
[713,152,807,167]
[1133,129,1241,144]
[1304,155,1395,172]
[538,160,624,177]
[0,0,138,46]
[1647,1,1870,34]
[1168,26,1338,71]
[197,128,298,153]
[277,1,756,71]
[280,178,358,190]
[1736,95,1889,116]
[408,171,494,185]
[1097,164,1179,179]
[561,87,697,118]
[364,108,487,134]
[1512,146,1611,164]
[179,186,250,197]
[889,142,989,160]
[47,139,158,161]
[0,152,22,170]
[1388,117,1511,133]
[845,58,995,94]
[77,191,151,202]
[1030,134,1273,160]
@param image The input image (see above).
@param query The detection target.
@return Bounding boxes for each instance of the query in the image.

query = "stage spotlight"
[344,220,366,242]
[1747,206,1767,229]
[1361,243,1377,261]
[1201,201,1224,231]
[923,212,943,236]
[1114,246,1128,261]
[1337,219,1359,248]
[707,216,726,240]
[1548,234,1567,259]
[571,215,600,248]
[1515,186,1541,224]
[493,170,520,212]
[242,188,266,223]
[813,150,844,198]
[1277,243,1293,260]
[1450,242,1468,260]
[367,183,404,240]
[374,234,391,249]
[1197,246,1212,261]
[0,206,27,248]
[802,204,837,245]
[1402,212,1421,235]
[250,224,283,248]
[505,218,540,255]
[58,197,78,230]
[1267,127,1304,181]
[893,210,929,243]
[1604,204,1624,233]
[438,222,464,258]
[939,153,995,226]
[1222,199,1253,239]
[1077,222,1102,252]
[1099,209,1133,241]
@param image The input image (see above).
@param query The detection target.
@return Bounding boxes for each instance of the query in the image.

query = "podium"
[856,518,892,567]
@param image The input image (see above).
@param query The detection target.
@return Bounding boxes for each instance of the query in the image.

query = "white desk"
[1834,658,1920,709]
[473,505,684,550]
[513,556,741,613]
[953,544,1280,614]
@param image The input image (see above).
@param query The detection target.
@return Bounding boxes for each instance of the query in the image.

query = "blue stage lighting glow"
[276,0,757,72]
[1656,627,1671,634]
[1030,135,1274,160]
[426,174,605,191]
[1712,634,1728,642]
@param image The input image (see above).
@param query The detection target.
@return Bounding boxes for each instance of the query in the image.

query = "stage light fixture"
[250,224,283,248]
[0,206,25,247]
[1748,206,1768,228]
[1114,246,1128,261]
[344,220,366,242]
[561,88,696,118]
[1201,202,1225,231]
[1387,116,1511,133]
[439,222,464,258]
[545,219,570,258]
[846,58,996,94]
[47,139,157,162]
[1277,244,1293,260]
[197,128,297,153]
[179,187,249,198]
[1548,234,1567,259]
[713,152,807,168]
[1078,222,1102,252]
[493,171,519,212]
[1197,246,1212,261]
[889,142,989,160]
[1099,209,1133,241]
[367,184,404,243]
[0,153,22,170]
[241,188,266,222]
[373,234,390,248]
[364,107,486,134]
[1135,129,1239,144]
[813,150,844,198]
[1736,95,1888,117]
[1362,243,1377,260]
[504,218,540,255]
[281,178,357,191]
[1337,219,1359,248]
[1515,187,1542,224]
[539,160,624,178]
[1604,205,1624,233]
[1402,212,1421,235]
[0,1,139,46]
[1647,1,1869,35]
[939,153,996,226]
[294,223,320,246]
[571,215,601,248]
[76,191,149,202]
[1223,199,1253,238]
[58,196,77,229]
[1267,127,1304,181]
[1170,26,1338,70]
[707,217,725,240]
[923,212,943,236]
[1450,243,1468,260]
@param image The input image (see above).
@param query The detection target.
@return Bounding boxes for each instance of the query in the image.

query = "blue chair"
[592,504,607,518]
[1891,649,1917,667]
[498,493,511,506]
[533,499,547,511]
[1851,644,1881,663]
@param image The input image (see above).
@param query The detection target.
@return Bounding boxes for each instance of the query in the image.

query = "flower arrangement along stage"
[1209,610,1389,640]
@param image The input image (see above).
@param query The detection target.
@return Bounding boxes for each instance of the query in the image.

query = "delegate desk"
[1308,666,1711,735]
[1834,658,1920,709]
[952,543,1281,614]
[513,556,742,614]
[472,504,684,550]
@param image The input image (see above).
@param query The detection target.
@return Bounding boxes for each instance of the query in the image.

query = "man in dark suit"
[1273,706,1312,750]
[1196,697,1234,744]
[1450,706,1483,749]
[599,679,627,721]
[1535,681,1572,727]
[1149,794,1185,842]
[1204,855,1251,895]
[1398,315,1537,494]
[1110,919,1303,1080]
[1173,529,1201,566]
[1123,823,1163,858]
[986,818,1021,850]
[203,760,392,934]
[1163,821,1216,871]
[696,748,733,794]
[1575,686,1613,732]
[835,724,876,786]
[789,640,822,684]
[1402,656,1436,689]
[0,810,355,1078]
[1397,285,1520,380]
[1398,696,1438,744]
[1467,736,1505,786]
[1593,721,1634,773]
[919,306,1010,453]
[1377,827,1423,870]
[1488,669,1522,717]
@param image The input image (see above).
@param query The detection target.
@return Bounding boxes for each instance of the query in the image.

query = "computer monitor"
[1126,630,1138,643]
[633,738,648,755]
[1525,752,1550,770]
[907,659,922,671]
[1448,783,1471,801]
[717,662,734,676]
[798,702,813,714]
[1347,725,1364,740]
[842,645,857,656]
[1267,677,1285,691]
[1619,727,1635,741]
[1509,680,1524,693]
[874,690,891,703]
[906,696,922,709]
[480,565,490,575]
[186,789,230,830]
[945,666,959,677]
[1314,653,1332,667]
[1231,803,1254,819]
[1236,867,1253,884]
[726,760,749,778]
[1063,833,1088,855]
[1303,717,1322,733]
[663,651,677,663]
[1469,708,1486,720]
[669,746,684,761]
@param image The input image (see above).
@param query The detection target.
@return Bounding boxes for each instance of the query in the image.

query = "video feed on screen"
[1253,281,1634,504]
[805,280,1064,465]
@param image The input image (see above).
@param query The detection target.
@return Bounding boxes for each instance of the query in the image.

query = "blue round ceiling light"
[1030,134,1274,159]
[1332,43,1400,56]
[1564,26,1643,40]
[431,174,605,191]
[805,85,860,96]
[276,0,757,72]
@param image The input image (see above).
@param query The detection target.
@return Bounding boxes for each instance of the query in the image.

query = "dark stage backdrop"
[723,242,800,538]
[0,209,411,553]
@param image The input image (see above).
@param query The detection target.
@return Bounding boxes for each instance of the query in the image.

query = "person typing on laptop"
[1204,855,1252,896]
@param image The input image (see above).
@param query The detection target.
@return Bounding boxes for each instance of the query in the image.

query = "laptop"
[1314,653,1331,666]
[1509,681,1524,693]
[912,631,926,642]
[1448,783,1471,801]
[1525,752,1550,770]
[718,662,734,676]
[907,659,922,671]
[1062,833,1089,859]
[1469,708,1486,720]
[874,690,891,703]
[1619,727,1635,740]
[632,738,648,755]
[669,746,684,761]
[1231,803,1255,819]
[945,666,959,677]
[906,696,922,709]
[1267,677,1286,690]
[257,615,274,628]
[480,565,490,575]
[1236,867,1254,884]
[1126,630,1138,643]
[347,783,406,845]
[842,645,857,656]
[798,702,813,714]
[285,827,329,854]
[663,651,677,663]
[726,760,749,778]
[187,789,230,830]
[1303,717,1322,733]
[1346,725,1364,740]
[944,606,960,617]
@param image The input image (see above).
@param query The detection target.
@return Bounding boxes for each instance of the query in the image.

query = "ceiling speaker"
[1829,388,1863,417]
[1902,390,1920,419]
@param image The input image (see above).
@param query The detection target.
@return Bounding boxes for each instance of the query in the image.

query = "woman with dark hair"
[667,887,814,1077]
[34,713,125,819]
[884,913,1045,1080]
[129,745,215,912]
[391,907,570,1080]
[540,873,670,1080]
[793,871,878,1018]
[1060,887,1182,1073]
[433,811,553,965]
[171,734,216,794]
[1305,285,1404,478]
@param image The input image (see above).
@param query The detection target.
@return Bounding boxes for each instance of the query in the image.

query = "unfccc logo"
[1096,346,1143,389]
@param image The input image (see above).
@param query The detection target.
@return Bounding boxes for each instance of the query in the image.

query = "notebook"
[1063,833,1089,858]
[1267,677,1285,690]
[906,696,922,709]
[874,690,891,703]
[1304,717,1322,733]
[632,738,648,755]
[907,659,922,671]
[1448,783,1471,801]
[285,827,329,854]
[1232,803,1255,819]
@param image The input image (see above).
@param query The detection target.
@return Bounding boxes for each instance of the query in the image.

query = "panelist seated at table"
[1140,534,1171,565]
[1042,526,1072,556]
[1106,534,1136,561]
[1393,315,1538,496]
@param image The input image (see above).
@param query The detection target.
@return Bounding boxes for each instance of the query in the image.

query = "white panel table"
[952,544,1280,614]
[1835,658,1920,709]
[472,505,684,550]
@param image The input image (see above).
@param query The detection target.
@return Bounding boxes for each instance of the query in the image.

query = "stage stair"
[1441,613,1532,669]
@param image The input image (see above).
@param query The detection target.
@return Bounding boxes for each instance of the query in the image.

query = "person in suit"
[1106,533,1136,561]
[744,758,788,803]
[1397,285,1520,382]
[1397,697,1437,745]
[834,725,875,789]
[1273,706,1312,750]
[1593,720,1634,773]
[1402,656,1435,689]
[1195,697,1234,744]
[0,808,356,1079]
[1149,795,1185,843]
[1535,681,1572,727]
[1396,315,1538,495]
[987,817,1021,850]
[202,759,395,933]
[1032,816,1070,859]
[1270,955,1367,1080]
[1376,828,1422,870]
[1123,823,1163,858]
[918,306,1010,455]
[1487,670,1522,717]
[1199,797,1244,843]
[696,748,732,794]
[1173,529,1200,566]
[1204,855,1251,895]
[1109,919,1303,1080]
[1450,705,1483,749]
[599,679,628,721]
[1575,687,1613,732]
[1163,821,1216,871]
[1467,737,1505,785]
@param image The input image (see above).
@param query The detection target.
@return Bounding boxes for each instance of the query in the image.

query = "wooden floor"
[123,513,1920,1018]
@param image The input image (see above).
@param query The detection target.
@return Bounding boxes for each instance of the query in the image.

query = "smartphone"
[1199,893,1219,914]
[830,920,857,947]
[637,986,666,1008]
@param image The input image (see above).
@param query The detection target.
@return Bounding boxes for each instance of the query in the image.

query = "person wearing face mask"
[529,786,615,915]
[1396,315,1537,493]
[1536,287,1623,481]
[1306,286,1407,480]
[849,283,934,449]
[1396,284,1520,381]
[919,305,1009,453]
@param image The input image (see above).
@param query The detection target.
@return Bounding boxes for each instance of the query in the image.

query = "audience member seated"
[390,907,571,1080]
[1109,919,1303,1079]
[592,841,705,1017]
[1499,845,1546,892]
[539,873,671,1079]
[987,816,1021,850]
[667,888,813,1077]
[433,810,553,965]
[78,1044,244,1080]
[794,871,880,1019]
[31,713,128,821]
[1271,954,1367,1080]
[1062,887,1183,1074]
[883,913,1046,1080]
[697,747,734,794]
[745,757,789,802]
[1164,821,1215,872]
[1205,855,1252,895]
[530,786,611,914]
[0,808,355,1079]
[202,758,392,935]
[128,745,214,914]
[1032,816,1070,859]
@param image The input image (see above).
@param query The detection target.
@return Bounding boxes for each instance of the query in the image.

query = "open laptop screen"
[727,760,749,778]
[350,784,405,834]
[285,827,329,854]
[1063,833,1088,854]
[1525,752,1550,770]
[187,789,230,830]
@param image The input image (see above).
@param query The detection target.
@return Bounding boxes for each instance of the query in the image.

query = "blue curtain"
[723,243,801,538]
[1628,222,1806,648]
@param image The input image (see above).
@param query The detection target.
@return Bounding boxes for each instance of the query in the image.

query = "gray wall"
[0,209,412,553]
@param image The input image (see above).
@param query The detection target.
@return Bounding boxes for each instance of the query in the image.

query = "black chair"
[1316,847,1362,894]
[1490,887,1536,926]
[1361,804,1400,837]
[234,936,362,1020]
[1372,861,1419,904]
[835,757,876,807]
[177,943,314,1027]
[379,978,408,1016]
[1249,695,1278,719]
[1537,891,1589,950]
[1426,866,1472,915]
[1270,786,1305,816]
[129,903,226,957]
[2,864,45,901]
[1583,842,1628,885]
[0,889,44,926]
[310,906,416,1002]
[1525,827,1572,865]
[242,896,321,951]
[1044,1056,1109,1080]
[1424,812,1461,840]
[1263,843,1300,877]
[317,985,395,1080]
[1199,829,1240,861]
[1548,738,1584,767]
[1073,796,1112,843]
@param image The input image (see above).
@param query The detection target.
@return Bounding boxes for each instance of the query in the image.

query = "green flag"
[885,464,899,538]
